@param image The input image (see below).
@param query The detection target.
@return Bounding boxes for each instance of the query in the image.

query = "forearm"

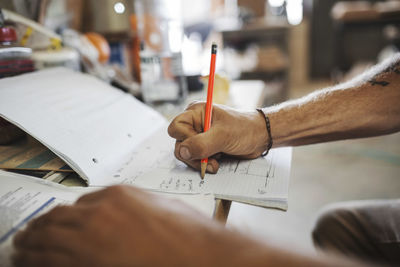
[264,55,400,147]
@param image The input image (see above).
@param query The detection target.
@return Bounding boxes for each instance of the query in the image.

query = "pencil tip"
[200,162,207,179]
[211,43,217,54]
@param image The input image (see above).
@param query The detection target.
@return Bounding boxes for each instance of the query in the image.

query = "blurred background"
[1,0,399,253]
[2,0,400,107]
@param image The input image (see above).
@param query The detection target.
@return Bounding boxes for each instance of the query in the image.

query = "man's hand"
[168,102,269,174]
[12,185,359,267]
[12,185,259,267]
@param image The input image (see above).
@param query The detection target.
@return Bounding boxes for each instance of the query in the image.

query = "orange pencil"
[201,43,217,179]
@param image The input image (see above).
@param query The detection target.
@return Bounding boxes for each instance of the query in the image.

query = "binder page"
[0,68,166,185]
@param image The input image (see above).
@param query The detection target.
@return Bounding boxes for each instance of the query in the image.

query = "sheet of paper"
[0,170,215,267]
[0,68,166,185]
[0,171,81,267]
[112,128,292,209]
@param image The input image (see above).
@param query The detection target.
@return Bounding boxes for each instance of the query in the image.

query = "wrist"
[261,106,291,148]
[256,109,273,155]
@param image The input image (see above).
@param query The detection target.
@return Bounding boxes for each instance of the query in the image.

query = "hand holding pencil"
[168,103,269,175]
[168,43,270,176]
[168,111,269,178]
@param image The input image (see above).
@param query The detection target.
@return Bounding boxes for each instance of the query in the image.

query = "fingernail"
[180,146,191,160]
[206,165,214,173]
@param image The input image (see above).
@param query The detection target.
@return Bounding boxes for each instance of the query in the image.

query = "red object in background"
[0,59,35,77]
[0,27,17,43]
[0,26,35,78]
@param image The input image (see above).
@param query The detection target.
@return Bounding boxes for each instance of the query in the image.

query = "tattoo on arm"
[369,79,389,86]
[368,60,400,87]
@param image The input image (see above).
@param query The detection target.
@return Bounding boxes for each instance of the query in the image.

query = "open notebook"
[0,68,292,208]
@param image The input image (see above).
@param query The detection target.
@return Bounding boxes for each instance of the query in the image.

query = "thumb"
[179,128,224,160]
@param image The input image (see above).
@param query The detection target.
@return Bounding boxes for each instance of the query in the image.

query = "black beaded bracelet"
[256,108,273,157]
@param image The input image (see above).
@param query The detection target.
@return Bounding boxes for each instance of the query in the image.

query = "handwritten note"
[113,128,292,209]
